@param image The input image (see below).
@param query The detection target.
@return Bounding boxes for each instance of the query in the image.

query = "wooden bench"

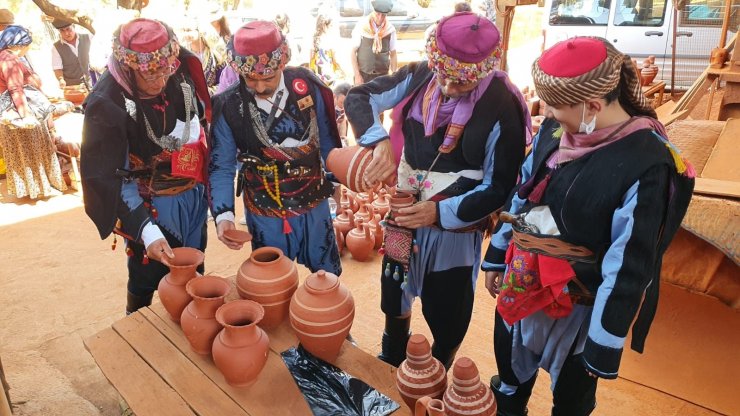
[85,301,410,416]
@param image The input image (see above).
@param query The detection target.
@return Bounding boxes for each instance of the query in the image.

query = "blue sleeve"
[312,84,339,163]
[208,114,238,217]
[582,164,669,378]
[344,64,416,146]
[481,133,538,271]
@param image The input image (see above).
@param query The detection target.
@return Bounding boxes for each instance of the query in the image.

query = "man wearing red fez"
[209,21,342,275]
[482,37,694,415]
[344,11,530,369]
[351,0,398,85]
[81,18,213,314]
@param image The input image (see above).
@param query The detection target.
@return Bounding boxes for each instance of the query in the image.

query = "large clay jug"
[180,275,231,355]
[158,247,205,323]
[289,270,355,363]
[372,188,391,218]
[236,247,299,329]
[345,219,374,261]
[212,300,270,387]
[333,208,355,237]
[326,146,373,192]
[397,334,447,410]
[443,357,496,416]
[415,396,447,416]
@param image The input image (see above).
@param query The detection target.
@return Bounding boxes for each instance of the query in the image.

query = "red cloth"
[170,128,207,183]
[537,38,607,77]
[0,50,41,118]
[119,19,169,52]
[496,243,575,325]
[233,21,282,56]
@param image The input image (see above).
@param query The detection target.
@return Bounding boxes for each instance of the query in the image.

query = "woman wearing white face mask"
[480,37,695,416]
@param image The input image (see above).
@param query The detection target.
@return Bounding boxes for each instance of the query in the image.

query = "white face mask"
[578,102,596,134]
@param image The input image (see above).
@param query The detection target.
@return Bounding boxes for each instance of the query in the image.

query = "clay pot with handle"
[345,218,374,261]
[397,334,448,410]
[369,206,384,250]
[236,247,299,329]
[180,275,231,355]
[443,357,496,416]
[158,247,204,323]
[333,208,355,237]
[212,300,270,387]
[415,396,447,416]
[326,146,373,192]
[372,188,391,218]
[289,270,355,363]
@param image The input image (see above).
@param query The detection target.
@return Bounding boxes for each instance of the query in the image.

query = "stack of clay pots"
[640,55,659,86]
[396,334,447,410]
[157,247,270,388]
[443,357,497,416]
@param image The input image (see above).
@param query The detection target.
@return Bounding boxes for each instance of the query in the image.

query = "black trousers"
[494,311,598,416]
[381,258,475,355]
[126,224,207,296]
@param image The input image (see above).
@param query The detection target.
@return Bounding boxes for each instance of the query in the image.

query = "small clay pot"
[389,191,417,220]
[369,207,384,250]
[415,396,446,416]
[443,357,496,416]
[181,275,231,355]
[333,208,355,237]
[158,247,205,323]
[397,334,447,410]
[326,146,373,192]
[213,300,270,387]
[345,219,374,262]
[372,188,391,218]
[223,229,252,245]
[710,47,728,69]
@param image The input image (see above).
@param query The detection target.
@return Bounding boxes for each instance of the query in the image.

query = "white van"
[541,0,739,89]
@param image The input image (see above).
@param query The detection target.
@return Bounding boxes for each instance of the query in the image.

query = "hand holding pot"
[364,139,396,188]
[216,220,244,250]
[394,201,438,229]
[148,238,174,262]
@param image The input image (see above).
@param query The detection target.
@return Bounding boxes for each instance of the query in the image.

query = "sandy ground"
[0,177,723,416]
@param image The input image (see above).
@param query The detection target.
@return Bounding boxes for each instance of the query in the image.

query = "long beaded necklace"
[256,163,292,234]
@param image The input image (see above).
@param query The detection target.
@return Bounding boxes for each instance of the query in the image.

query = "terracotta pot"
[339,187,354,212]
[326,146,373,192]
[213,300,270,387]
[389,191,417,220]
[640,56,659,86]
[372,188,391,219]
[289,270,355,363]
[710,47,728,69]
[334,225,345,254]
[345,219,374,261]
[333,208,355,237]
[63,86,87,106]
[223,229,252,245]
[354,203,372,223]
[415,396,447,416]
[369,207,384,250]
[158,247,205,323]
[397,334,447,410]
[181,275,231,355]
[443,357,497,416]
[236,247,299,329]
[355,189,374,210]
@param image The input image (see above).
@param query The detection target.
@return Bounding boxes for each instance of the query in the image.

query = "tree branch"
[31,0,95,35]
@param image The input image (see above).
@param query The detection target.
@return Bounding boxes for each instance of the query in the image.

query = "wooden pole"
[719,0,733,48]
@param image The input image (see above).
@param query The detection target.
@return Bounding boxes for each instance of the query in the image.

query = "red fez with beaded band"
[532,36,654,117]
[112,18,180,74]
[227,20,291,80]
[425,12,501,84]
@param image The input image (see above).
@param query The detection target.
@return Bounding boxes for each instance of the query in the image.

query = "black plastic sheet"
[281,345,400,416]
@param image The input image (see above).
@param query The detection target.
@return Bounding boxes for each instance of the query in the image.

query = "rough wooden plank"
[83,328,195,416]
[701,118,740,182]
[144,305,313,415]
[694,178,740,198]
[113,313,246,416]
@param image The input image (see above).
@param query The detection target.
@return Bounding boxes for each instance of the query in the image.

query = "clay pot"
[339,187,354,212]
[158,247,205,323]
[710,47,728,69]
[236,247,299,329]
[326,146,373,192]
[345,219,374,262]
[389,191,417,220]
[640,56,659,86]
[369,207,384,250]
[180,275,231,355]
[63,86,87,106]
[335,225,345,254]
[443,357,497,416]
[372,188,391,218]
[415,396,447,416]
[223,229,252,245]
[397,334,448,410]
[212,300,270,387]
[289,270,355,363]
[333,208,355,237]
[354,203,373,223]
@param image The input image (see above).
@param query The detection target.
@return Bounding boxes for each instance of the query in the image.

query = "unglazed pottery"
[180,275,231,355]
[236,247,299,329]
[443,357,497,416]
[345,219,374,261]
[326,146,373,192]
[212,300,270,387]
[158,247,205,323]
[223,229,252,245]
[397,334,447,410]
[333,208,355,237]
[415,396,446,416]
[289,270,354,363]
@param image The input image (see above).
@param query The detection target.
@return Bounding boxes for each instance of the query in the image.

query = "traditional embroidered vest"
[357,34,391,75]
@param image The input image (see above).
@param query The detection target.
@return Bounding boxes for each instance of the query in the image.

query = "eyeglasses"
[139,60,181,82]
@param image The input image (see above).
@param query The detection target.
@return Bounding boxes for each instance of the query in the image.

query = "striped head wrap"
[532,37,655,117]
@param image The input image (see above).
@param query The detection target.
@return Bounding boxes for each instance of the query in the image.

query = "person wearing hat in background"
[209,20,343,275]
[0,9,14,32]
[176,16,225,94]
[81,18,213,315]
[51,17,93,90]
[482,37,694,415]
[345,11,530,369]
[350,0,398,86]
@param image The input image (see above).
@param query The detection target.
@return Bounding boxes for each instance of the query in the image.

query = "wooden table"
[84,301,410,416]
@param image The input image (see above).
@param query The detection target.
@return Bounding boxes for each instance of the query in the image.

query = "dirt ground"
[0,179,722,416]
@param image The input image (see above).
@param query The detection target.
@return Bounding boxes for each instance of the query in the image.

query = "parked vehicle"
[541,0,739,90]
